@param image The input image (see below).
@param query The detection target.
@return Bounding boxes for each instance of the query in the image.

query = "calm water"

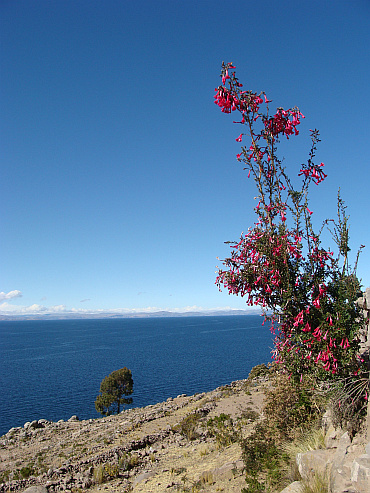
[0,315,273,436]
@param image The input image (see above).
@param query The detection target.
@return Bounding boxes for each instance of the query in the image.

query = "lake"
[0,315,273,436]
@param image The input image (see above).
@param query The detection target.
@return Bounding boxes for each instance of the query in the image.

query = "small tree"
[95,367,133,416]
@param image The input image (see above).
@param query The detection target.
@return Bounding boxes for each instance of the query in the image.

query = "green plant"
[240,407,260,422]
[95,367,133,416]
[19,465,35,479]
[118,452,139,472]
[301,473,328,493]
[281,427,326,485]
[329,376,369,437]
[263,374,324,441]
[173,412,203,441]
[246,364,270,384]
[283,427,325,458]
[199,444,212,456]
[206,413,237,447]
[241,423,283,478]
[0,470,10,483]
[129,453,139,468]
[171,466,187,476]
[93,464,105,484]
[104,462,119,478]
[240,372,327,492]
[199,470,214,485]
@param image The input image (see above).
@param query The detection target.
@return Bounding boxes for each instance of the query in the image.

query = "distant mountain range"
[0,309,262,321]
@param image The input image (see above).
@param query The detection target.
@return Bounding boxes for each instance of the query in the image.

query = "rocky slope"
[0,379,267,492]
[1,373,370,493]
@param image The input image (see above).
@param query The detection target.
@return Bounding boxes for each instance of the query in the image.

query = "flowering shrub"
[215,62,366,383]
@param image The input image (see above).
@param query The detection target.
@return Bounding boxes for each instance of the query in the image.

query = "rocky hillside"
[1,373,370,492]
[0,379,266,493]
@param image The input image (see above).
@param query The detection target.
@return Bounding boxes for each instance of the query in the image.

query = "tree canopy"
[95,367,133,416]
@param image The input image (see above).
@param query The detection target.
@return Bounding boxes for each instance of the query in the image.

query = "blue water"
[0,316,273,436]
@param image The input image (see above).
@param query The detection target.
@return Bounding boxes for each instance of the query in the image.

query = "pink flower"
[339,338,350,349]
[236,134,243,142]
[222,69,230,85]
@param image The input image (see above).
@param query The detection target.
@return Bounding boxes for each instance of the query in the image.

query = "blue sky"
[1,0,370,316]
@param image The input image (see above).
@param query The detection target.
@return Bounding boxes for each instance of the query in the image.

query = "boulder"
[351,453,370,492]
[132,470,156,488]
[23,487,48,493]
[296,449,334,482]
[279,481,304,492]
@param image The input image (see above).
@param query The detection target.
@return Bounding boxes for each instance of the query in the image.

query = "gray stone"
[23,487,48,493]
[329,432,355,493]
[324,423,341,448]
[211,460,244,480]
[68,415,79,422]
[296,449,334,482]
[7,427,21,435]
[279,481,304,493]
[365,287,370,309]
[351,454,370,492]
[132,470,156,487]
[321,410,332,433]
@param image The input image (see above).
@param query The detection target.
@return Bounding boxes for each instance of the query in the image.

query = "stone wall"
[357,287,370,360]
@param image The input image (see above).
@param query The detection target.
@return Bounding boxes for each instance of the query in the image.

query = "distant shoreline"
[0,309,263,321]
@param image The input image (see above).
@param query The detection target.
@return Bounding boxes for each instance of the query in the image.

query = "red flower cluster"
[264,108,305,139]
[299,162,327,185]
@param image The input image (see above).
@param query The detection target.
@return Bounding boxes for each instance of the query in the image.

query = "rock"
[321,410,332,433]
[351,454,370,492]
[324,423,342,448]
[279,481,304,493]
[68,415,79,422]
[329,431,357,493]
[296,449,334,482]
[132,470,156,487]
[211,460,244,480]
[23,487,48,493]
[7,427,21,435]
[365,287,370,309]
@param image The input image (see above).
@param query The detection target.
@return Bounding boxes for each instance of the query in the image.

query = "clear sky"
[1,0,370,316]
